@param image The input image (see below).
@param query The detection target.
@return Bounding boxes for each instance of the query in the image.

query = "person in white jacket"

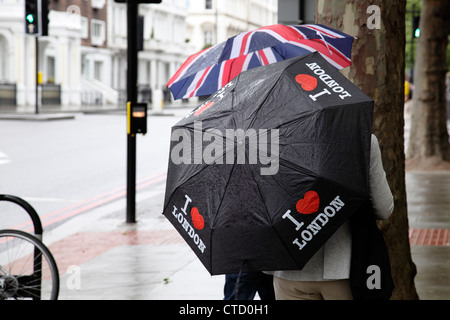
[272,134,394,300]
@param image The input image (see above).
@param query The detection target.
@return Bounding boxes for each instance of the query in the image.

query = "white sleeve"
[369,134,394,220]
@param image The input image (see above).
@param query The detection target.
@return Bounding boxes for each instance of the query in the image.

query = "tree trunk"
[407,0,450,162]
[316,0,419,299]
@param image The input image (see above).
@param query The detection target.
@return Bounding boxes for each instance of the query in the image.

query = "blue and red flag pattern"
[167,24,354,100]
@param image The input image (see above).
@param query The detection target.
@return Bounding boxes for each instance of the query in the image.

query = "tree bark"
[407,0,450,162]
[316,0,419,299]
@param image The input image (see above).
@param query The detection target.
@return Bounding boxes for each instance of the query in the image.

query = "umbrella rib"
[162,127,227,214]
[249,164,308,270]
[206,97,239,270]
[246,73,285,130]
[271,46,286,60]
[208,161,238,271]
[248,164,273,225]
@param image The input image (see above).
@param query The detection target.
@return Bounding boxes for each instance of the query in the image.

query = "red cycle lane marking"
[42,174,167,228]
[47,229,184,275]
[409,228,449,246]
[10,171,167,233]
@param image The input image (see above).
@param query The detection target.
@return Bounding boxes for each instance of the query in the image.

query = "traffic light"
[127,102,147,135]
[413,16,420,38]
[25,0,39,34]
[41,0,49,36]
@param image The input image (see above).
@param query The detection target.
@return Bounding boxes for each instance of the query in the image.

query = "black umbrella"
[162,52,373,275]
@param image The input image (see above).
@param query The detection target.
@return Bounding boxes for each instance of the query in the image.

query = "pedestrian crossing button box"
[127,102,147,135]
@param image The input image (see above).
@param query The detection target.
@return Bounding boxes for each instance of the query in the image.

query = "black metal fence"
[0,82,16,106]
[41,84,61,105]
[81,91,103,106]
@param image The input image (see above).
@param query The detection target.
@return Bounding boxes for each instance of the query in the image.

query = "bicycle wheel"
[0,229,59,300]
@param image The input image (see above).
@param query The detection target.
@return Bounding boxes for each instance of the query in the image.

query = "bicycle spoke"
[0,230,59,300]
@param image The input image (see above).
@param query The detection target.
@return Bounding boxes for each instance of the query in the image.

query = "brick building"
[49,0,108,48]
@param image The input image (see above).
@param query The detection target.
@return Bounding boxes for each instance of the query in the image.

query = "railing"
[0,82,16,106]
[41,84,61,105]
[81,91,103,106]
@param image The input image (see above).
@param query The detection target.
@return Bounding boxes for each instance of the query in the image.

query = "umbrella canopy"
[167,24,354,100]
[163,52,373,275]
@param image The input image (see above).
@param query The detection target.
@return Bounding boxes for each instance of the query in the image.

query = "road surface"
[0,111,185,232]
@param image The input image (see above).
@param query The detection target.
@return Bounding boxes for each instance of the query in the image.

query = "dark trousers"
[224,272,275,300]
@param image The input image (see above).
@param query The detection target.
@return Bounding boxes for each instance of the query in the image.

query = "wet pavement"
[31,169,448,300]
[406,172,450,299]
[3,103,449,300]
[44,184,226,300]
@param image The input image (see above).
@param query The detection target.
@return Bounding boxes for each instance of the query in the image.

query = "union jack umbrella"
[167,24,354,100]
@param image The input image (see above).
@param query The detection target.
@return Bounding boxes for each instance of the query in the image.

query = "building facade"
[277,0,315,26]
[0,0,280,109]
[0,0,192,109]
[186,0,278,52]
[108,0,192,106]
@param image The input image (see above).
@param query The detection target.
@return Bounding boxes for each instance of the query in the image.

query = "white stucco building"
[0,0,279,109]
[108,0,193,106]
[0,0,50,107]
[186,0,278,52]
[0,0,192,109]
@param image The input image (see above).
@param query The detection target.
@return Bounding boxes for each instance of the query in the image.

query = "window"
[0,36,7,82]
[204,30,213,47]
[47,57,55,83]
[91,19,105,46]
[205,0,212,9]
[80,17,88,39]
[81,55,89,78]
[94,61,103,82]
[91,0,105,9]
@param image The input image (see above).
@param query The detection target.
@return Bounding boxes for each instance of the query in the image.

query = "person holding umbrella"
[164,24,395,300]
[223,272,275,300]
[270,134,394,300]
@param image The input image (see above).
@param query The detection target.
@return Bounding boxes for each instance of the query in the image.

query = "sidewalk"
[37,169,449,300]
[7,101,446,300]
[44,182,226,300]
[406,171,450,300]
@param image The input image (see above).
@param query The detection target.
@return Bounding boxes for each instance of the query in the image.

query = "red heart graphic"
[191,207,205,230]
[295,74,317,91]
[194,101,215,116]
[296,191,320,214]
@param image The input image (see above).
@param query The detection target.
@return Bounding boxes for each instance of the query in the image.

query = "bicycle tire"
[0,229,59,300]
[0,195,43,234]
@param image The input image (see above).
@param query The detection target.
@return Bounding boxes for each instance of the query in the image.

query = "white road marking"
[23,197,76,203]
